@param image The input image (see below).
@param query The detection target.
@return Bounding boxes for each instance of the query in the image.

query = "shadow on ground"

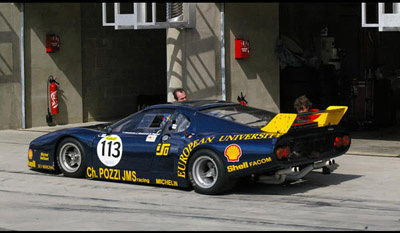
[229,171,361,195]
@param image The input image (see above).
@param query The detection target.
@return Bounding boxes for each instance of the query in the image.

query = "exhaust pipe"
[313,159,335,169]
[257,167,299,184]
[314,159,339,174]
[285,164,314,181]
[256,159,339,184]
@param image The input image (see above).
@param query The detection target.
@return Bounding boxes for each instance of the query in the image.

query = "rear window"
[200,105,277,129]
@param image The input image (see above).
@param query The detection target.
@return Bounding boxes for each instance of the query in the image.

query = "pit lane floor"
[0,122,399,231]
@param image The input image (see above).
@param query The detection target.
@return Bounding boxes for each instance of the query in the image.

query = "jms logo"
[156,143,170,156]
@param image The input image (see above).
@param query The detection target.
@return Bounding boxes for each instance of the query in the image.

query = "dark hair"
[294,95,312,110]
[173,88,185,100]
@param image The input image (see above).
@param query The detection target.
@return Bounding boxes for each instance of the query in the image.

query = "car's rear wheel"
[56,138,86,178]
[188,149,234,195]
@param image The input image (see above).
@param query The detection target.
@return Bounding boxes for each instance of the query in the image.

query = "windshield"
[200,105,277,129]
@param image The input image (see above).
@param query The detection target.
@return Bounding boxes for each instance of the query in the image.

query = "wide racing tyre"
[188,149,235,195]
[56,137,86,178]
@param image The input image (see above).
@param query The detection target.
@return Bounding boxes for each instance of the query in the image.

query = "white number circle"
[96,135,123,167]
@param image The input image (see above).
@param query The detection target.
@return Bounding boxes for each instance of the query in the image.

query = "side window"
[165,112,191,134]
[113,109,175,134]
[137,113,172,133]
[112,112,145,133]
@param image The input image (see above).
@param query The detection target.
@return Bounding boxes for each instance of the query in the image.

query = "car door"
[92,108,175,172]
[151,109,195,174]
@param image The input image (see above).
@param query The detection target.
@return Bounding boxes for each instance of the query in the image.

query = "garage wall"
[167,3,222,101]
[167,3,280,113]
[0,3,22,130]
[0,3,167,129]
[24,3,83,128]
[225,3,280,112]
[81,3,167,122]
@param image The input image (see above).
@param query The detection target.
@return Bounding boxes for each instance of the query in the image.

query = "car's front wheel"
[188,149,234,195]
[56,137,86,178]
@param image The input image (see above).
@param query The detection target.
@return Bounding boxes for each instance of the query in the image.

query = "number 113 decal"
[96,135,123,167]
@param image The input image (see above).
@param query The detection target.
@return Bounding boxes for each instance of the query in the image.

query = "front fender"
[28,128,100,172]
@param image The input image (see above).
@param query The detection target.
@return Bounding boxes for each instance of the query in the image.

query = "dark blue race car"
[28,100,351,194]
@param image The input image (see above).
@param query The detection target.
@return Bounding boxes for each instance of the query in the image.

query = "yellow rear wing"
[314,106,348,127]
[260,106,348,136]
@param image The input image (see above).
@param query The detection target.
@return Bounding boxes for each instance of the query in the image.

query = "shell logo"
[28,149,33,160]
[224,144,242,162]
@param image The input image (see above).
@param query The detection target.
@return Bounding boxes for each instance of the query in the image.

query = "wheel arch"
[187,145,223,169]
[53,135,86,171]
[186,145,235,194]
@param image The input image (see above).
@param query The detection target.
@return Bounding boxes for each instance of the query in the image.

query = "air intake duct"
[167,3,183,22]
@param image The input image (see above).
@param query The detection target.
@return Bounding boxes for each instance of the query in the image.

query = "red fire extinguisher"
[46,75,59,123]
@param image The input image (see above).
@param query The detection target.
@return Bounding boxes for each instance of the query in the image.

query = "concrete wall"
[1,2,278,129]
[0,3,166,129]
[167,3,280,112]
[81,3,166,122]
[24,3,83,128]
[226,3,280,112]
[0,3,22,130]
[167,3,222,102]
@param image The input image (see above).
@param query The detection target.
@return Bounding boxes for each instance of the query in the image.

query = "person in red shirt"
[294,95,331,174]
[294,95,320,121]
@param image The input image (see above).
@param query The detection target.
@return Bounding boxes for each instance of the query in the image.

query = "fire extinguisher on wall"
[46,75,59,123]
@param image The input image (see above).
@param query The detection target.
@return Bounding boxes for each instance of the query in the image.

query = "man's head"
[173,88,187,102]
[294,95,312,113]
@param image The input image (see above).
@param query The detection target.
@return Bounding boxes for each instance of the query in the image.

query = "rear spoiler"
[260,106,348,136]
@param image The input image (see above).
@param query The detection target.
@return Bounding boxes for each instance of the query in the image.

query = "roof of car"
[150,100,240,111]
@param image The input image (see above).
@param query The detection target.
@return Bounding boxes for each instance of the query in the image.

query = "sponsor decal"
[122,132,157,135]
[40,152,49,161]
[86,167,150,184]
[28,149,33,160]
[37,164,55,170]
[227,161,249,172]
[169,145,179,154]
[227,156,272,173]
[177,136,215,178]
[248,156,272,167]
[224,144,242,162]
[146,134,158,142]
[218,133,278,142]
[28,160,36,168]
[96,135,123,167]
[156,178,178,187]
[156,143,170,156]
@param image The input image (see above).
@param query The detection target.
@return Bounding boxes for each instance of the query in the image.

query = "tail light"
[275,146,291,160]
[334,135,350,148]
[342,135,350,147]
[334,137,342,147]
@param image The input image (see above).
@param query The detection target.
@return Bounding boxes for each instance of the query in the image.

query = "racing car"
[28,100,351,195]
